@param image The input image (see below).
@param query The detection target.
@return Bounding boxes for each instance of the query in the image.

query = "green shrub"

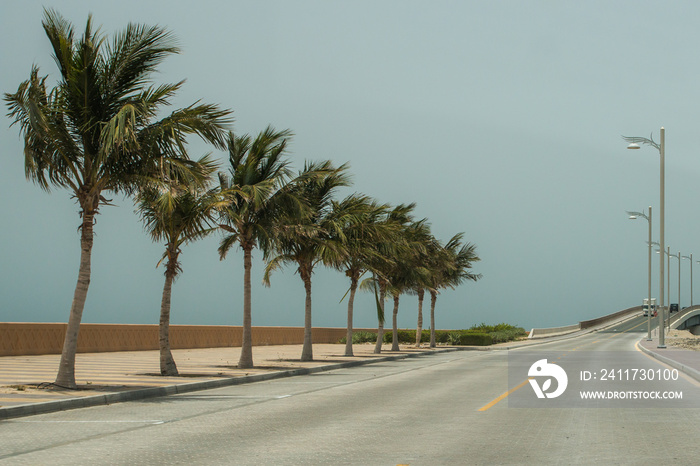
[469,322,524,333]
[338,331,378,344]
[451,332,492,346]
[488,327,528,344]
[338,324,524,346]
[434,330,452,344]
[382,329,433,344]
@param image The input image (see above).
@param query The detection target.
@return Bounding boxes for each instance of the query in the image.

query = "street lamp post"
[628,207,653,341]
[669,250,681,328]
[625,128,666,348]
[666,247,670,316]
[656,247,672,330]
[682,254,693,306]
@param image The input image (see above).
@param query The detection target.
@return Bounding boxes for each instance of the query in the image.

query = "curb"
[0,347,459,421]
[636,340,700,384]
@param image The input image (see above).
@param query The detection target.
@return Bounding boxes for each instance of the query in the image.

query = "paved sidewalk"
[638,336,700,382]
[0,343,470,420]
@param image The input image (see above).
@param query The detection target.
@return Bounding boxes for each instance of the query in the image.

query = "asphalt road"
[1,320,699,465]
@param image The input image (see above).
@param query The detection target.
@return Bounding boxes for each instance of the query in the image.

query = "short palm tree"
[386,241,431,351]
[136,156,222,376]
[400,220,434,348]
[326,195,393,356]
[218,127,310,369]
[427,234,481,347]
[363,203,419,354]
[263,161,352,361]
[4,10,231,388]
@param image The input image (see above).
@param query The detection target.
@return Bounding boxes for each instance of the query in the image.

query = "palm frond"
[218,233,240,260]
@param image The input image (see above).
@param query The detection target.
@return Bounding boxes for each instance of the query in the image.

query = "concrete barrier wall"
[670,305,700,330]
[579,306,641,329]
[528,306,642,339]
[0,323,378,356]
[528,323,580,339]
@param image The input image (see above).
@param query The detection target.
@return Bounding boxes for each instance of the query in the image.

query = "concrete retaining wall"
[0,323,377,356]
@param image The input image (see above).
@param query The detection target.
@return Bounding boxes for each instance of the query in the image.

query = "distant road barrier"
[528,323,580,339]
[0,323,380,357]
[529,306,642,339]
[670,305,700,331]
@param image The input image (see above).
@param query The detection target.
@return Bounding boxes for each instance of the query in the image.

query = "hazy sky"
[3,1,700,332]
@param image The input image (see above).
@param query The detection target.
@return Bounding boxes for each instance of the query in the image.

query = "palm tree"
[4,10,231,388]
[263,161,352,361]
[136,156,222,375]
[218,127,312,369]
[427,234,481,347]
[400,220,434,348]
[362,203,419,354]
[385,235,431,352]
[326,195,392,356]
[359,273,390,354]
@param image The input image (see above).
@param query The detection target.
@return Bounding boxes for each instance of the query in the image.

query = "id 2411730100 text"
[580,368,679,382]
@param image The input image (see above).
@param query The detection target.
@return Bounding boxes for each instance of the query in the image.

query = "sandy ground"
[0,343,435,398]
[665,329,700,350]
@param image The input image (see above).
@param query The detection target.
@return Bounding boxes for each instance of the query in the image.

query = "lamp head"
[627,143,641,149]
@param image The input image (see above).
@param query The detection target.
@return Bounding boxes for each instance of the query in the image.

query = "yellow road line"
[478,379,530,411]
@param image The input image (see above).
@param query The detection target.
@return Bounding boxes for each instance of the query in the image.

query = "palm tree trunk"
[415,289,425,347]
[374,281,387,354]
[429,290,437,348]
[238,245,254,368]
[344,272,359,357]
[55,210,95,389]
[391,294,400,351]
[301,267,313,362]
[159,256,179,376]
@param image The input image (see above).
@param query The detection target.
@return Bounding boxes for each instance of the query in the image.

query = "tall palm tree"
[325,195,392,356]
[136,156,222,375]
[427,234,481,347]
[218,127,312,369]
[4,10,231,388]
[263,161,352,361]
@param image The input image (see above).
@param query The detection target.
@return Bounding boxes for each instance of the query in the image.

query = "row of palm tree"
[4,10,231,387]
[4,10,480,387]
